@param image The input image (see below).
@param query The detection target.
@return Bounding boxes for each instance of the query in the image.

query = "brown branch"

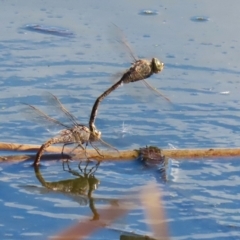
[163,147,240,158]
[0,142,72,153]
[0,142,240,164]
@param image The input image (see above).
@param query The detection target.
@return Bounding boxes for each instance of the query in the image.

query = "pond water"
[1,0,240,239]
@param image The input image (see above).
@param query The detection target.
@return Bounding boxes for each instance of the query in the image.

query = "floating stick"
[0,142,240,163]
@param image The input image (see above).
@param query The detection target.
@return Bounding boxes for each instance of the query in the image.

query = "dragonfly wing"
[42,92,80,126]
[109,72,171,109]
[22,103,69,131]
[109,24,171,103]
[91,137,119,155]
[142,80,171,103]
[110,23,138,62]
[115,79,172,111]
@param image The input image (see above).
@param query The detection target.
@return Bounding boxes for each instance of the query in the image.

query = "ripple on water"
[164,158,240,238]
[1,153,240,240]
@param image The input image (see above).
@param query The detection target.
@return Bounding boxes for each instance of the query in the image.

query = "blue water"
[1,0,240,239]
[1,158,240,239]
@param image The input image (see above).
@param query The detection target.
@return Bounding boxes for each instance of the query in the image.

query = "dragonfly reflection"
[34,161,100,220]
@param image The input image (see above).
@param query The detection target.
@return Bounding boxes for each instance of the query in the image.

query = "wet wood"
[0,142,240,163]
[163,148,240,158]
[72,147,240,160]
[0,142,68,153]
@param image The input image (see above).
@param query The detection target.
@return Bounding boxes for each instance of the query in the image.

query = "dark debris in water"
[139,10,158,16]
[139,146,166,168]
[190,16,209,22]
[24,24,75,37]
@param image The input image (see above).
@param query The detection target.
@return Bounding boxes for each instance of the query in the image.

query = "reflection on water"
[34,161,100,220]
[1,157,240,239]
[139,146,169,182]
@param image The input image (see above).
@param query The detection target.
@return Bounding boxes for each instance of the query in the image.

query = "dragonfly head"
[90,128,102,141]
[152,58,164,73]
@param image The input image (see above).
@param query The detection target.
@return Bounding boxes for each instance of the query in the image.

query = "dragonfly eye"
[152,58,164,73]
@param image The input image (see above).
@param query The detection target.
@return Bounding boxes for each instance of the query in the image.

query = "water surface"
[1,0,240,239]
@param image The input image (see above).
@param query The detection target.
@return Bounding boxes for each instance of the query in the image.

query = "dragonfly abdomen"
[34,137,59,165]
[34,126,92,166]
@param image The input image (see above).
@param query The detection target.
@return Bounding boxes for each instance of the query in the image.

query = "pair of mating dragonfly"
[28,37,170,166]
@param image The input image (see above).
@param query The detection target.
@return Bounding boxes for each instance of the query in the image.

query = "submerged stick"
[0,142,240,163]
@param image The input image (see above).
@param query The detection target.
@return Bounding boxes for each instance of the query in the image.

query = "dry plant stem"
[1,142,240,163]
[66,147,240,159]
[163,148,240,158]
[0,154,71,163]
[0,142,73,153]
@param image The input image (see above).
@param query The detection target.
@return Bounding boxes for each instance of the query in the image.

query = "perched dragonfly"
[89,25,170,133]
[23,93,117,166]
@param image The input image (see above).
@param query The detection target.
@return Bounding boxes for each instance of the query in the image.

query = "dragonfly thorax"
[151,58,164,73]
[90,128,102,141]
[68,125,91,144]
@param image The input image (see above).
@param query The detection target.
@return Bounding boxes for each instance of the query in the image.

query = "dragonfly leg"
[88,161,100,175]
[76,142,89,174]
[60,143,75,163]
[82,142,90,160]
[78,161,83,173]
[78,158,91,174]
[62,161,82,177]
[61,142,86,161]
[69,142,89,160]
[61,143,74,155]
[62,161,68,171]
[90,141,104,157]
[84,160,90,173]
[75,143,85,152]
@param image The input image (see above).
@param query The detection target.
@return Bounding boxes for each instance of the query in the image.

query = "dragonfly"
[89,25,170,133]
[23,93,118,166]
